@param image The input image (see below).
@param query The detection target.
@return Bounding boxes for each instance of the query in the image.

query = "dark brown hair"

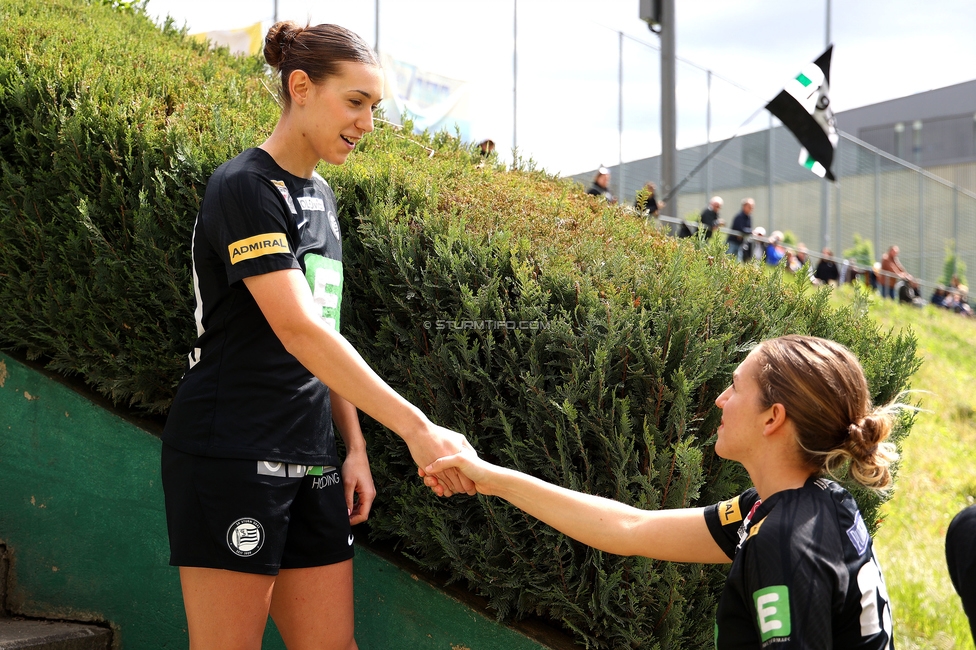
[752,335,900,491]
[263,21,378,106]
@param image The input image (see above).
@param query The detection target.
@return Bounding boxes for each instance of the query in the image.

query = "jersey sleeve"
[704,488,760,560]
[203,168,301,285]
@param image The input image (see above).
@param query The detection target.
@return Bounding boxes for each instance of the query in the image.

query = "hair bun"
[844,412,898,490]
[264,21,303,70]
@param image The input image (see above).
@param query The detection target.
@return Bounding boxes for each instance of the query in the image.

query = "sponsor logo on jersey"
[718,497,743,525]
[297,196,326,212]
[271,180,298,214]
[303,254,343,331]
[327,209,341,240]
[753,585,791,642]
[256,462,334,478]
[226,517,265,557]
[228,233,289,264]
[257,461,287,477]
[311,467,341,490]
[847,510,870,556]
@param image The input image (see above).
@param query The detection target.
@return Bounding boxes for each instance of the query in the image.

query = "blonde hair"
[752,335,900,491]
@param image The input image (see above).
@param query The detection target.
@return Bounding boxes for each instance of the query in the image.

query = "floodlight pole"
[820,0,832,250]
[660,0,677,214]
[273,0,278,23]
[513,0,518,154]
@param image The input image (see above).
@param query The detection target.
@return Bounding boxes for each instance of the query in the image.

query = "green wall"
[0,353,549,649]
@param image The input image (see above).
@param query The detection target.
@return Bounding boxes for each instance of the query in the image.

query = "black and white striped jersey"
[163,148,344,465]
[705,477,894,649]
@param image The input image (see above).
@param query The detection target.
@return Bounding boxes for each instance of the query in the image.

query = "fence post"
[767,115,774,232]
[918,169,925,281]
[874,154,881,263]
[704,70,711,205]
[953,184,959,268]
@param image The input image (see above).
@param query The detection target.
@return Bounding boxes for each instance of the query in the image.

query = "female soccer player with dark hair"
[161,21,473,649]
[426,335,899,648]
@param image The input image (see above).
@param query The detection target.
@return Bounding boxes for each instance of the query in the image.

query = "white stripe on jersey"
[189,215,205,368]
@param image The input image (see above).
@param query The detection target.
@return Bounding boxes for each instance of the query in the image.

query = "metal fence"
[582,128,976,292]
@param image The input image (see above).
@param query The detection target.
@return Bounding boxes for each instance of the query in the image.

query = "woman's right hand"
[423,446,500,497]
[406,423,478,497]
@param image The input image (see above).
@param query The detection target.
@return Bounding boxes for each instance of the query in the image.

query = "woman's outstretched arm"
[244,268,476,496]
[425,449,730,563]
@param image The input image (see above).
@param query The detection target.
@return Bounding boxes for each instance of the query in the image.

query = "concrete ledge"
[0,618,111,650]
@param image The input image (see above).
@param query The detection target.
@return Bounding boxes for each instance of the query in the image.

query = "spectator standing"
[726,198,754,260]
[880,245,909,299]
[814,248,840,285]
[477,139,495,156]
[586,166,616,203]
[638,181,664,216]
[700,196,724,239]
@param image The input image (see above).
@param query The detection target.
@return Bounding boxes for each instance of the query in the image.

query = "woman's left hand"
[342,447,376,525]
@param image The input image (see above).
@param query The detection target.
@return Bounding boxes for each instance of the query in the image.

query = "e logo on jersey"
[226,518,265,557]
[753,586,791,642]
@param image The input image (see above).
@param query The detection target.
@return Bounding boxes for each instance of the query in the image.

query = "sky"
[144,0,976,176]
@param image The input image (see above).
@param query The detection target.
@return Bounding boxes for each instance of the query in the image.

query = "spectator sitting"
[930,286,948,307]
[742,225,765,263]
[898,277,925,307]
[795,243,809,266]
[587,166,616,203]
[840,258,860,285]
[954,286,974,317]
[784,250,803,273]
[813,248,840,285]
[765,230,786,266]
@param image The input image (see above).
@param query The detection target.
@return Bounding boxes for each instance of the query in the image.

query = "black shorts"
[161,444,354,575]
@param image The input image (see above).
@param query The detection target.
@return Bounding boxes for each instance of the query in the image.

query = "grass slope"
[834,288,976,649]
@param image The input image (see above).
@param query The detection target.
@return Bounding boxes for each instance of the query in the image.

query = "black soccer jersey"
[163,148,345,465]
[705,477,894,649]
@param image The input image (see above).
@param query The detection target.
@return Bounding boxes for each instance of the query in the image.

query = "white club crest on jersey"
[327,210,341,240]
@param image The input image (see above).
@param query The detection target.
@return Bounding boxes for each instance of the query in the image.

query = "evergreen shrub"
[0,1,921,647]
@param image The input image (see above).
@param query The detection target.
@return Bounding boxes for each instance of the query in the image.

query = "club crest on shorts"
[226,517,265,557]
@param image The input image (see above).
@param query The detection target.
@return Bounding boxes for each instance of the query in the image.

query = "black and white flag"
[766,46,838,181]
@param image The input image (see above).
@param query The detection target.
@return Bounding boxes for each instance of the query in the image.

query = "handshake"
[405,422,495,498]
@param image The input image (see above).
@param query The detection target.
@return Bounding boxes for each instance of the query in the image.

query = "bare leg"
[179,566,275,650]
[270,560,357,650]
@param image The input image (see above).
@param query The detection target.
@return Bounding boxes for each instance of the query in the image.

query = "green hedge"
[0,2,920,648]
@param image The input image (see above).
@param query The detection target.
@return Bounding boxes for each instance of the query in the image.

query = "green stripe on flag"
[803,155,815,170]
[796,72,812,87]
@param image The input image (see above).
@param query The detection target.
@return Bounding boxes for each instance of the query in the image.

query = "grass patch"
[833,287,976,649]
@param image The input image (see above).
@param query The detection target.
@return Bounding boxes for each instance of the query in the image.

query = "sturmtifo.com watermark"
[424,319,550,331]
